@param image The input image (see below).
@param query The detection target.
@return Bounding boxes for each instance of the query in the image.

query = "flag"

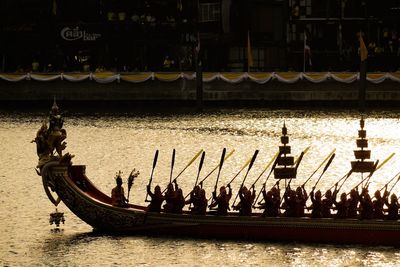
[359,33,368,62]
[247,31,253,68]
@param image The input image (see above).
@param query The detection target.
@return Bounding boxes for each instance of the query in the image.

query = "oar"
[169,149,176,184]
[347,160,379,193]
[188,151,206,209]
[324,155,389,196]
[278,147,310,207]
[197,149,235,186]
[379,170,400,192]
[322,167,354,198]
[252,152,282,207]
[311,153,336,190]
[295,146,311,165]
[225,154,258,187]
[212,148,227,197]
[250,151,280,188]
[364,152,395,187]
[286,149,307,189]
[172,149,203,182]
[231,150,259,208]
[360,153,395,191]
[194,151,206,187]
[387,176,400,194]
[302,149,336,187]
[162,149,203,193]
[145,150,159,202]
[185,149,235,199]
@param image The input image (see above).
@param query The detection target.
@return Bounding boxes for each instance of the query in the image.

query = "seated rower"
[359,188,373,220]
[233,186,247,211]
[147,185,165,212]
[163,181,177,213]
[321,189,334,218]
[197,189,208,215]
[294,186,308,217]
[111,174,128,207]
[209,184,232,216]
[233,186,248,213]
[385,193,400,220]
[333,189,348,219]
[173,188,185,214]
[238,185,256,216]
[186,185,201,214]
[261,185,280,217]
[282,186,296,217]
[373,189,388,219]
[347,188,360,218]
[310,187,322,218]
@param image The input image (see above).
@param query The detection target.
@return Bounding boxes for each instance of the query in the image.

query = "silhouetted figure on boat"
[347,188,360,218]
[282,187,296,217]
[238,185,256,216]
[163,181,177,213]
[261,185,281,217]
[197,189,208,215]
[294,186,308,217]
[310,188,323,218]
[147,185,164,212]
[173,188,185,214]
[111,175,128,207]
[186,185,201,214]
[359,188,373,220]
[372,189,388,219]
[385,193,400,220]
[333,188,348,219]
[272,186,281,215]
[209,185,232,216]
[321,189,334,218]
[233,186,248,212]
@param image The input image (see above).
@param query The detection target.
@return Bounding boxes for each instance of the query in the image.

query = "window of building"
[199,3,221,22]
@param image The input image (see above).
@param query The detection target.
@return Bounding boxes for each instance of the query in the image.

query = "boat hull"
[44,163,400,246]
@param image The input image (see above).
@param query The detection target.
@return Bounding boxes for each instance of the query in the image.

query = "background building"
[1,0,399,73]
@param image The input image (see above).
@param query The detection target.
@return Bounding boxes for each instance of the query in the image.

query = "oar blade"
[376,152,395,171]
[294,146,311,165]
[219,148,227,170]
[198,151,206,172]
[248,150,259,171]
[322,153,336,173]
[214,148,227,192]
[153,150,159,169]
[198,149,235,185]
[251,151,280,187]
[173,149,204,181]
[170,148,176,182]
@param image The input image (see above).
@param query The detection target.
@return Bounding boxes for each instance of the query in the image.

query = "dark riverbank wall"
[1,78,400,108]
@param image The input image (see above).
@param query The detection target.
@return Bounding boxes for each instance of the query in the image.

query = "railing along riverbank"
[1,71,400,107]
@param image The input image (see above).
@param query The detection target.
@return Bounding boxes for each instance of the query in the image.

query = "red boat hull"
[42,163,400,246]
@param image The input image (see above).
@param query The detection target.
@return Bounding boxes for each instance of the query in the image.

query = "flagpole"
[359,31,368,112]
[195,0,203,112]
[303,31,306,73]
[247,30,253,73]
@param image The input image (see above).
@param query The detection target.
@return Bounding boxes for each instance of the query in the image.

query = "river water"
[2,107,400,266]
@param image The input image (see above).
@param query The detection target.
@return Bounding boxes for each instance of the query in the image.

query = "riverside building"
[1,0,399,73]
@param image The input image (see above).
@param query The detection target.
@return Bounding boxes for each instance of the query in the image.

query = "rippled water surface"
[2,108,400,266]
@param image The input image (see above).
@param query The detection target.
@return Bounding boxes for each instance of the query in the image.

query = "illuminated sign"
[60,26,101,41]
